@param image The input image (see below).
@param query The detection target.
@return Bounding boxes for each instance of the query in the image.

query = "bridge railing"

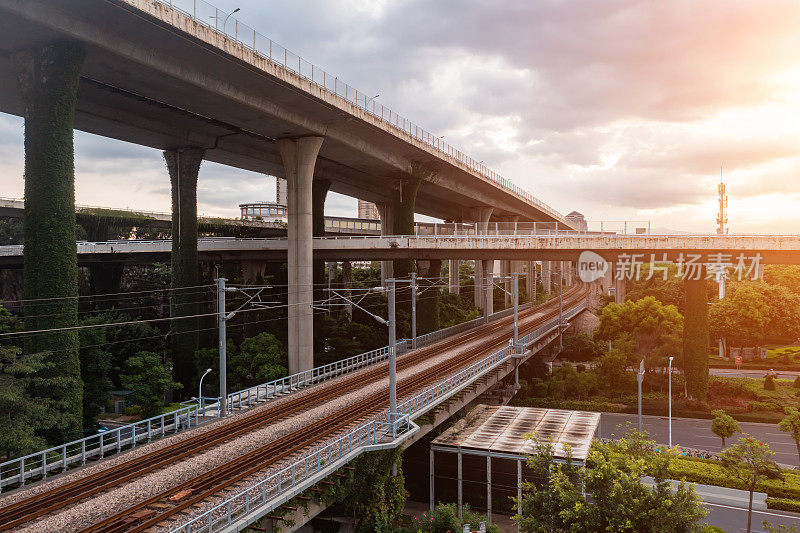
[130,0,565,224]
[0,406,200,491]
[170,414,414,533]
[223,299,530,412]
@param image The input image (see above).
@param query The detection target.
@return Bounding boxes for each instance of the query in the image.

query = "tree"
[0,347,54,458]
[595,351,634,396]
[514,430,708,532]
[709,284,769,348]
[121,351,181,417]
[561,332,603,362]
[779,407,800,466]
[229,332,287,390]
[595,296,683,366]
[765,375,776,391]
[719,434,783,533]
[711,409,740,447]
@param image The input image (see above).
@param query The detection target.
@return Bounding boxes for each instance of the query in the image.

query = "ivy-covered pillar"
[391,176,422,280]
[279,137,324,374]
[684,275,710,400]
[164,147,205,389]
[18,41,86,442]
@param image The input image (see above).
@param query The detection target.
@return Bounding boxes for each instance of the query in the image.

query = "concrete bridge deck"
[0,0,568,225]
[1,234,797,267]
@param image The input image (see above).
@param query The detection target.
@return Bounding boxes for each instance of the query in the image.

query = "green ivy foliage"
[684,278,710,400]
[21,42,86,444]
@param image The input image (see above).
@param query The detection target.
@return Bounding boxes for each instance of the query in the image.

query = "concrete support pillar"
[278,137,324,374]
[527,261,536,303]
[483,259,494,318]
[542,261,552,296]
[326,262,337,313]
[502,260,511,308]
[342,260,353,319]
[241,260,267,284]
[448,259,460,294]
[164,147,205,388]
[473,206,494,310]
[602,263,613,296]
[18,42,86,442]
[614,263,627,304]
[377,202,394,287]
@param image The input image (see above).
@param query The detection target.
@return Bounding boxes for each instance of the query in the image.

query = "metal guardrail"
[124,0,566,224]
[170,415,416,533]
[171,298,587,533]
[0,406,200,490]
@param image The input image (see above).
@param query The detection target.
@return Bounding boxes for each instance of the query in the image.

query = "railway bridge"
[0,284,589,533]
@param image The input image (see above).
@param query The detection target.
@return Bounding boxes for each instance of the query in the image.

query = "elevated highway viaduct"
[0,0,575,376]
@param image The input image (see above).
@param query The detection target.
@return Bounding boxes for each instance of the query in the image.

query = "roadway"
[600,413,800,467]
[706,504,800,532]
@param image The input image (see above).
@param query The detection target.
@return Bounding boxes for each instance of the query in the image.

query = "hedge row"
[668,457,800,500]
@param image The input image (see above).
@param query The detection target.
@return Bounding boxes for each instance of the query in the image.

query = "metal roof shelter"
[429,405,600,527]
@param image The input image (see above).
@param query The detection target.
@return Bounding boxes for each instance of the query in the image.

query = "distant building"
[358,199,379,220]
[276,177,288,206]
[566,210,588,232]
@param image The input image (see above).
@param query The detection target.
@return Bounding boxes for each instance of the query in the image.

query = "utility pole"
[217,277,228,418]
[387,278,397,420]
[513,272,519,347]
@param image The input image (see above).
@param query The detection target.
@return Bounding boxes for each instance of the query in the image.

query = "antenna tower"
[716,166,728,235]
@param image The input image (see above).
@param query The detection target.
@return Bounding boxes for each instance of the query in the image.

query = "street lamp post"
[637,359,644,431]
[668,356,674,447]
[198,367,212,411]
[222,7,240,33]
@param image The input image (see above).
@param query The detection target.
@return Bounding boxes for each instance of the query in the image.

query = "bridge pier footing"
[278,136,324,374]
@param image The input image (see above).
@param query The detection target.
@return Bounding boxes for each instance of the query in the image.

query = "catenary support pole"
[411,272,417,349]
[217,277,227,418]
[388,278,397,418]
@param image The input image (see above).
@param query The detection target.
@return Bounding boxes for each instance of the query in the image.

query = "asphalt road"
[600,413,800,467]
[706,504,800,532]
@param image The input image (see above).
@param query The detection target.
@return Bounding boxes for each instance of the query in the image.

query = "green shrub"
[668,456,800,500]
[512,397,622,413]
[766,497,800,512]
[750,401,782,412]
[794,376,800,389]
[124,405,142,416]
[765,375,776,391]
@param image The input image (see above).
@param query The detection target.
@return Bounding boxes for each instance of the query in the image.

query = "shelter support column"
[18,41,86,442]
[278,137,324,374]
[429,448,435,512]
[165,147,205,388]
[457,451,463,520]
[487,455,492,524]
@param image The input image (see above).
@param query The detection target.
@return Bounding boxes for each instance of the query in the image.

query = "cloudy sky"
[2,0,800,232]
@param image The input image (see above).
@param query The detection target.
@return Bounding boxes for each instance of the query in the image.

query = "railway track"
[0,286,586,532]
